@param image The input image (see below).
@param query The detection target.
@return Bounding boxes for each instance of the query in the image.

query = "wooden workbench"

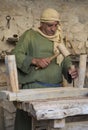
[1,55,88,130]
[1,87,88,130]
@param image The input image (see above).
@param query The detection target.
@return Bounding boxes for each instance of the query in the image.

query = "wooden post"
[48,119,65,129]
[5,55,19,92]
[77,54,87,88]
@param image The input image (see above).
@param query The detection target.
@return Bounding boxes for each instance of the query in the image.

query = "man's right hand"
[32,58,51,69]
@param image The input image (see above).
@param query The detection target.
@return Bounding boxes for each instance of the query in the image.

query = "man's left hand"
[68,65,78,79]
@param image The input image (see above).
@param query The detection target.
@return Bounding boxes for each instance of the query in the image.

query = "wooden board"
[0,87,88,102]
[21,97,88,120]
[1,87,88,121]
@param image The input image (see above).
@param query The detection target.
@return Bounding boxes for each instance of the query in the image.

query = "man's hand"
[32,53,59,70]
[68,65,78,79]
[32,58,51,69]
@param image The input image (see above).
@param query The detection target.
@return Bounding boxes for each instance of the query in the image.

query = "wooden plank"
[27,98,88,120]
[5,55,19,92]
[0,87,88,101]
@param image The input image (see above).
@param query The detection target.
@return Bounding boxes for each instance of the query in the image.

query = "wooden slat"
[0,87,88,101]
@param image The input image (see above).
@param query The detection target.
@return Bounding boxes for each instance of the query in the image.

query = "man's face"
[40,21,59,36]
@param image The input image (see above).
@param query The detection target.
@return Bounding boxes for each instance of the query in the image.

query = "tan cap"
[40,8,60,22]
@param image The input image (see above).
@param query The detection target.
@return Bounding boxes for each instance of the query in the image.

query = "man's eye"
[55,24,58,27]
[47,24,52,27]
[47,24,58,27]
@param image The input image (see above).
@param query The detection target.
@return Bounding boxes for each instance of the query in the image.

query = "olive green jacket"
[12,29,72,88]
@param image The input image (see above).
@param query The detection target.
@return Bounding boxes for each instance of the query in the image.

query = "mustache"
[50,30,55,34]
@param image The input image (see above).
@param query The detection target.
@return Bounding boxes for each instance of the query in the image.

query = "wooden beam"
[27,98,88,120]
[5,55,19,92]
[0,87,88,101]
[77,54,87,88]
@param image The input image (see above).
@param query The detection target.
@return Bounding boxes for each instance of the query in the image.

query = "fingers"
[32,58,51,69]
[68,65,78,79]
[38,58,51,68]
[70,70,78,79]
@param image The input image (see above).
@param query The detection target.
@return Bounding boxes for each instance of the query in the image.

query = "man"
[12,8,78,130]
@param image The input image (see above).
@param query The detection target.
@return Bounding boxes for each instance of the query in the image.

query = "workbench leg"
[32,117,48,130]
[48,119,65,130]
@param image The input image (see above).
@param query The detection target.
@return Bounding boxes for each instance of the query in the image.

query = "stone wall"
[0,0,88,50]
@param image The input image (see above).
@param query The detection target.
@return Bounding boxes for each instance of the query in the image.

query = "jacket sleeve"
[61,56,72,83]
[12,30,33,74]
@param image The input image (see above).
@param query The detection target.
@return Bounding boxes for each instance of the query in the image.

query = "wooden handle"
[49,53,59,61]
[35,53,59,70]
[70,65,75,87]
[57,44,70,57]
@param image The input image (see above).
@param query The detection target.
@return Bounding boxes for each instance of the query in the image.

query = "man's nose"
[51,26,56,31]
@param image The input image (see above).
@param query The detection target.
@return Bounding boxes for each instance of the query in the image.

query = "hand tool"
[6,15,11,29]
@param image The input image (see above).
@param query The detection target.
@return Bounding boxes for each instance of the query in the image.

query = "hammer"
[35,53,59,70]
